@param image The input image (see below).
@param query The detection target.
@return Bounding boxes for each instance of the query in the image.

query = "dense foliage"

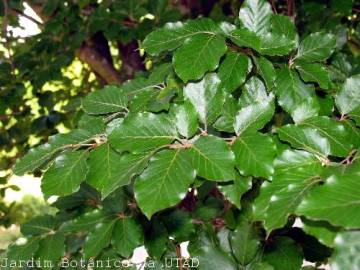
[2,0,360,269]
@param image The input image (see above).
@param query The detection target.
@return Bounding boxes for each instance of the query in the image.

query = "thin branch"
[11,8,43,25]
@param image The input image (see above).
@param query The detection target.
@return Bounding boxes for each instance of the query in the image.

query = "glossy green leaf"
[274,68,317,115]
[21,215,56,236]
[183,73,225,125]
[82,85,128,115]
[258,33,296,56]
[253,149,324,231]
[218,174,252,209]
[171,102,199,138]
[239,77,268,106]
[36,233,65,265]
[229,28,261,51]
[108,112,178,153]
[302,219,338,247]
[60,210,110,232]
[218,52,252,93]
[190,136,235,181]
[213,95,239,133]
[232,132,277,178]
[234,94,274,135]
[173,34,226,82]
[295,61,331,89]
[83,221,116,259]
[112,218,143,258]
[41,151,89,198]
[297,161,360,229]
[263,237,303,270]
[295,32,336,62]
[238,0,272,35]
[87,144,151,198]
[271,14,296,40]
[335,74,360,116]
[230,221,260,265]
[135,149,195,218]
[253,57,275,89]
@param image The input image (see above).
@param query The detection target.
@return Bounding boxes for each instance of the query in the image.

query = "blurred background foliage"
[0,0,359,248]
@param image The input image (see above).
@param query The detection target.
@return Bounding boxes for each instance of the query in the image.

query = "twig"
[175,244,183,270]
[11,8,43,25]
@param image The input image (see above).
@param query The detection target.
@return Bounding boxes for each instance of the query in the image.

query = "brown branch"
[287,0,295,19]
[10,8,43,25]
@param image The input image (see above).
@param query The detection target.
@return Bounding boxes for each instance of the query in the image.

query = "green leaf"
[21,215,56,236]
[291,99,320,124]
[274,68,318,116]
[213,95,240,133]
[171,102,199,138]
[229,28,261,51]
[218,52,252,93]
[42,151,89,198]
[36,233,65,265]
[278,124,331,157]
[302,219,338,247]
[87,143,151,198]
[60,210,110,232]
[112,218,143,258]
[238,0,272,35]
[330,231,360,270]
[234,94,274,136]
[297,161,360,229]
[145,220,168,259]
[232,132,277,178]
[301,116,352,157]
[239,76,268,106]
[173,34,226,82]
[135,149,195,218]
[14,129,93,176]
[218,174,252,209]
[142,18,221,56]
[82,85,128,115]
[335,74,360,116]
[6,238,40,269]
[188,228,237,270]
[295,32,336,62]
[253,57,275,89]
[253,149,324,231]
[263,237,303,270]
[83,220,116,259]
[183,73,225,125]
[108,112,178,153]
[295,61,331,89]
[190,136,235,181]
[271,14,296,40]
[258,33,295,56]
[230,221,260,265]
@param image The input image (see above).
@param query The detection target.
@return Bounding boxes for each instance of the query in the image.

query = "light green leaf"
[14,129,93,176]
[82,85,127,115]
[108,112,178,153]
[183,73,225,125]
[135,149,195,218]
[230,221,260,265]
[271,14,296,40]
[253,57,275,89]
[297,161,360,229]
[87,144,152,198]
[330,231,360,270]
[239,77,268,106]
[234,95,274,136]
[295,32,336,62]
[274,68,317,115]
[218,52,252,93]
[259,33,296,56]
[60,210,110,232]
[335,74,360,115]
[301,116,352,157]
[36,233,65,265]
[218,174,252,209]
[112,218,143,258]
[190,136,235,181]
[238,0,272,35]
[253,149,324,231]
[171,102,199,138]
[232,132,277,178]
[83,221,116,259]
[42,151,89,198]
[295,62,331,89]
[173,34,226,82]
[277,124,331,157]
[302,219,338,247]
[264,237,303,270]
[291,99,320,124]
